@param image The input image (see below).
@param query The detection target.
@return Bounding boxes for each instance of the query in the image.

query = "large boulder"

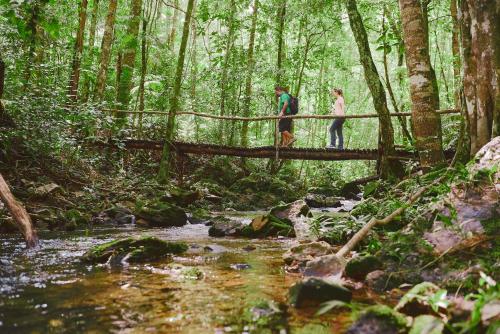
[134,202,187,228]
[270,200,312,225]
[82,237,188,264]
[208,216,245,237]
[424,138,499,254]
[163,187,202,207]
[289,278,352,308]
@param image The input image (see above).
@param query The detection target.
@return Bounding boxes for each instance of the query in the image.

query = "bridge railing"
[98,108,460,150]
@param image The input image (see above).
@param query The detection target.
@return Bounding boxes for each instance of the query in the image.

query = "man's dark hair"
[274,86,285,91]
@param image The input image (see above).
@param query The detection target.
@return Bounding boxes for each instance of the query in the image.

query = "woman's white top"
[332,96,345,116]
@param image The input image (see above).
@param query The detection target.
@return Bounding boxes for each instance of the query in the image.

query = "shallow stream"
[0,212,356,333]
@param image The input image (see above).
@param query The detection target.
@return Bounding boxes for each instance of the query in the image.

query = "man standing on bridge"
[275,86,296,147]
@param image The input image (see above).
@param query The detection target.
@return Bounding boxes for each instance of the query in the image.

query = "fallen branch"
[336,175,446,258]
[0,173,38,248]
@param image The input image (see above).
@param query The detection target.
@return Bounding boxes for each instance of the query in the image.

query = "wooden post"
[0,173,38,248]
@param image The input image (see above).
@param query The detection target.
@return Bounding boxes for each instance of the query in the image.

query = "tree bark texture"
[81,0,100,102]
[218,0,237,140]
[94,0,118,101]
[0,173,38,248]
[399,0,445,168]
[346,0,403,179]
[68,0,88,103]
[241,0,259,148]
[158,0,195,183]
[116,0,143,111]
[459,0,499,154]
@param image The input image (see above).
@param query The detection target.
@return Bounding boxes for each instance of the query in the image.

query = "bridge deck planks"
[100,139,426,161]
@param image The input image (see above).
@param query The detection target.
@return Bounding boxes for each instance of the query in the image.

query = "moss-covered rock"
[134,202,187,227]
[346,305,408,334]
[82,237,188,264]
[345,255,383,280]
[289,278,352,308]
[242,214,295,238]
[282,241,334,266]
[409,315,444,334]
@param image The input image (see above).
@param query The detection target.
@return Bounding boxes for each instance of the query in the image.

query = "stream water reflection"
[0,217,351,333]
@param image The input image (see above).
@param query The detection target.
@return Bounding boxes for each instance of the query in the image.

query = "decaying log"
[0,173,38,248]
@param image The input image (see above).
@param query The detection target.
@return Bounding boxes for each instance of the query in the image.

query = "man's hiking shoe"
[326,145,336,149]
[286,138,297,147]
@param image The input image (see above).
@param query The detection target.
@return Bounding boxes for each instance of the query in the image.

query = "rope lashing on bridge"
[100,108,460,121]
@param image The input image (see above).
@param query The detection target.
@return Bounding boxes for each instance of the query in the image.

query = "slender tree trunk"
[459,0,498,155]
[168,0,179,50]
[23,2,41,90]
[399,0,445,168]
[81,0,100,102]
[116,0,143,112]
[190,11,199,141]
[219,0,237,140]
[68,0,88,103]
[241,0,259,147]
[346,0,403,179]
[382,11,412,144]
[0,174,38,248]
[138,9,148,137]
[450,0,461,109]
[94,0,118,101]
[276,0,286,86]
[158,0,195,183]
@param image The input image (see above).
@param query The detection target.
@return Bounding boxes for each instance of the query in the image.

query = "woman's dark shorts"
[279,118,292,132]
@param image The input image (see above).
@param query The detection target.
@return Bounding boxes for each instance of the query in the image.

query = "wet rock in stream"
[134,202,187,227]
[91,206,135,225]
[208,216,245,237]
[289,277,352,308]
[283,241,334,268]
[82,237,188,264]
[345,255,383,281]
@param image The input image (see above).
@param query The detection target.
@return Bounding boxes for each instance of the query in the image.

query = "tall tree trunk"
[167,0,179,50]
[116,0,143,112]
[0,174,38,248]
[94,0,118,101]
[68,0,88,103]
[346,0,403,179]
[450,0,461,108]
[399,0,445,168]
[219,0,237,140]
[138,8,148,137]
[382,9,413,144]
[190,9,199,141]
[459,0,499,156]
[420,0,440,109]
[158,0,195,183]
[241,0,259,147]
[276,0,286,86]
[81,0,100,102]
[23,2,41,90]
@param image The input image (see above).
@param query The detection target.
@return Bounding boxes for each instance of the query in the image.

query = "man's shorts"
[279,118,292,133]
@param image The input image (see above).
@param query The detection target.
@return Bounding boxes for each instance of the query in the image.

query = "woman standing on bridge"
[327,88,345,150]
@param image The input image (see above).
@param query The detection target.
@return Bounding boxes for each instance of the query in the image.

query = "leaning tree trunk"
[399,0,445,169]
[116,0,143,113]
[459,0,499,156]
[0,174,38,248]
[346,0,403,179]
[241,0,259,148]
[68,0,88,103]
[94,0,118,101]
[158,0,195,183]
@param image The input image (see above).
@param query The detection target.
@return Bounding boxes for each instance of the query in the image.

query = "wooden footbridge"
[98,108,459,162]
